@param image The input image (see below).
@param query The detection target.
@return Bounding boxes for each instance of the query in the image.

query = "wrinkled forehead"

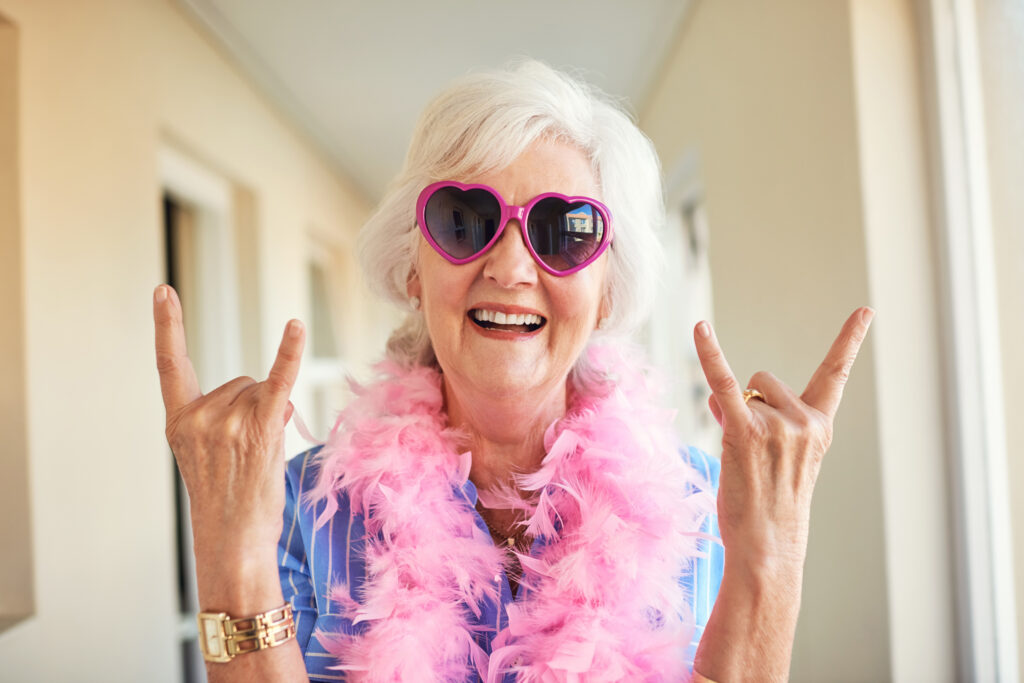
[428,129,601,194]
[468,140,602,207]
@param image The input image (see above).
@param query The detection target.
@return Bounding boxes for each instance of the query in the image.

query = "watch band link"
[198,603,296,663]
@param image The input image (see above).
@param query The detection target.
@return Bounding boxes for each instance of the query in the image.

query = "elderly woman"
[154,61,871,682]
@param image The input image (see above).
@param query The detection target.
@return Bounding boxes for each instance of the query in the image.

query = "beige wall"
[642,0,954,679]
[977,0,1024,668]
[0,0,1005,679]
[0,0,372,680]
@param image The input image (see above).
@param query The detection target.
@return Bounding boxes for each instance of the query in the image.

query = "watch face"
[201,618,224,657]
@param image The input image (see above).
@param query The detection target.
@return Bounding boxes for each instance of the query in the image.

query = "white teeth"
[471,309,544,326]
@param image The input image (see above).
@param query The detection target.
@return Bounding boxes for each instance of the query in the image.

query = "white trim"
[920,0,1019,679]
[159,145,243,386]
[159,146,231,213]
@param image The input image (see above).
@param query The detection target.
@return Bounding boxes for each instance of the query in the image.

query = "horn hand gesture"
[153,284,305,606]
[692,307,874,681]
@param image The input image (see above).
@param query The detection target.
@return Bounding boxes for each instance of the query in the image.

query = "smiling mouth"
[469,309,546,334]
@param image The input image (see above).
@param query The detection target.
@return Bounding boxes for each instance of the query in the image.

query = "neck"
[443,375,568,494]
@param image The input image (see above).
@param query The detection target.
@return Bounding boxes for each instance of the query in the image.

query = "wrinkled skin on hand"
[694,308,874,575]
[153,284,305,565]
[690,308,874,682]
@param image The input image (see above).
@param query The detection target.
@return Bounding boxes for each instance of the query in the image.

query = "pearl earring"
[410,296,421,311]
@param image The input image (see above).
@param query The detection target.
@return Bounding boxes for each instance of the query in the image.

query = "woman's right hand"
[153,284,305,585]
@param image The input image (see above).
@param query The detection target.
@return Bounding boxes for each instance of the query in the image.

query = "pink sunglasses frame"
[416,180,614,276]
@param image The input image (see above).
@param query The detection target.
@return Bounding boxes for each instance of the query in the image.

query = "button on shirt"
[278,446,723,682]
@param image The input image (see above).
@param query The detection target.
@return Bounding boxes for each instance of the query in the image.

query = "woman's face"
[410,138,608,404]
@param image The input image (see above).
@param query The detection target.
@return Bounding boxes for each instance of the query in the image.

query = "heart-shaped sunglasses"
[416,181,613,276]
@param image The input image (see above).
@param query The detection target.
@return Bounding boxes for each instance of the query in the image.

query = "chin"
[462,355,561,400]
[480,365,550,397]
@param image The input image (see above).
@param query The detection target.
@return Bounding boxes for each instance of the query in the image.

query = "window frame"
[919,0,1020,679]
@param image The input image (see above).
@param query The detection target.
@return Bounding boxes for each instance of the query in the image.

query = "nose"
[482,220,538,288]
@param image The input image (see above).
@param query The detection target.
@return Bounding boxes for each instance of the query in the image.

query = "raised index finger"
[801,307,874,419]
[256,319,306,422]
[153,285,201,413]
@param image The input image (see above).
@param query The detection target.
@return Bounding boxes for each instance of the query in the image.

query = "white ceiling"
[176,0,692,202]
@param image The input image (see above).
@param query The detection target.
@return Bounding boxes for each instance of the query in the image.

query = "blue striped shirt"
[278,446,723,681]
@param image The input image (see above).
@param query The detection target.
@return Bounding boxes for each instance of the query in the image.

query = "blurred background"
[0,0,1022,681]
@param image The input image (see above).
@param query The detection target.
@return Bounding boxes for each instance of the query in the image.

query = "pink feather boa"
[307,344,715,682]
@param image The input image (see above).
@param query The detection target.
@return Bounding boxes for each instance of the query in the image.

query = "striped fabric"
[278,446,723,681]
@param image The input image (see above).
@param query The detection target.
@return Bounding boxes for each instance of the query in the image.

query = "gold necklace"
[477,508,529,598]
[477,505,527,550]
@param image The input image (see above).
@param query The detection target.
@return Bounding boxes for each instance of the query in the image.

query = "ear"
[595,295,611,329]
[406,268,421,300]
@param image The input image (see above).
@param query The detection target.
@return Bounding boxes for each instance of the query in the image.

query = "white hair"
[358,59,665,369]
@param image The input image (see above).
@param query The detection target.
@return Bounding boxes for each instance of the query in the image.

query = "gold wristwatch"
[197,603,296,663]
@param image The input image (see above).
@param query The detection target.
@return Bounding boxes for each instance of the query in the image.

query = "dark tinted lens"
[423,186,501,260]
[527,198,605,272]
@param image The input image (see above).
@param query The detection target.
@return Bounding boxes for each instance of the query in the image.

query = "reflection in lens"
[528,198,604,272]
[425,187,501,259]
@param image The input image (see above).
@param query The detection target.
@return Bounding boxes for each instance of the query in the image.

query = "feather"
[306,345,716,682]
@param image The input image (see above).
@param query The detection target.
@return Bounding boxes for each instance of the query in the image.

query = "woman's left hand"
[691,307,873,681]
[694,307,874,578]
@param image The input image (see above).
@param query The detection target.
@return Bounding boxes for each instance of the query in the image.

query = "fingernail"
[288,320,302,338]
[697,321,711,338]
[862,307,875,325]
[154,286,167,303]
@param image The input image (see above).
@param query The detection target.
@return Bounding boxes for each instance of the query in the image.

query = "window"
[645,155,715,456]
[921,0,1022,677]
[160,145,249,683]
[453,208,465,241]
[301,237,351,442]
[0,13,34,635]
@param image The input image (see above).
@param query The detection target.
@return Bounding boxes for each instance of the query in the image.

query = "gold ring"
[742,388,766,404]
